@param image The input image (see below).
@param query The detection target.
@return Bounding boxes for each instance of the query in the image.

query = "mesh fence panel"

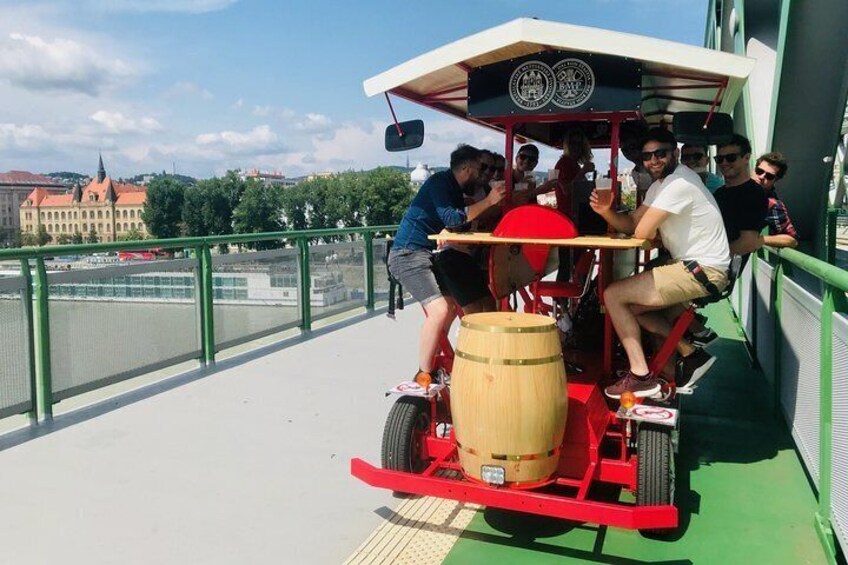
[211,248,302,350]
[309,240,366,322]
[779,277,822,486]
[48,259,201,400]
[833,311,848,556]
[0,277,33,417]
[372,238,390,307]
[754,261,775,384]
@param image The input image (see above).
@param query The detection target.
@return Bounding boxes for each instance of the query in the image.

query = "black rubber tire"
[381,396,431,473]
[636,423,675,535]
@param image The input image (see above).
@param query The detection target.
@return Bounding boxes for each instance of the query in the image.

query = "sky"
[0,0,709,179]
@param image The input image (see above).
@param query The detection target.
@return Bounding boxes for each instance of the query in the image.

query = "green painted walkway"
[442,302,828,564]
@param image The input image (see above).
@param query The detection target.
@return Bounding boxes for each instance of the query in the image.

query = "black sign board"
[468,51,641,117]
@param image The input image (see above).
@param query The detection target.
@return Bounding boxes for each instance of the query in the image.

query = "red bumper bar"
[351,458,677,531]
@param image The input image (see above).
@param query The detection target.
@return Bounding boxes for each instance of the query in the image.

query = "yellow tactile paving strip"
[344,496,481,565]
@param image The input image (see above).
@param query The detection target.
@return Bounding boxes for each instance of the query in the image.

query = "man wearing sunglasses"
[681,143,723,193]
[388,144,506,387]
[590,128,730,399]
[712,134,769,256]
[753,152,799,248]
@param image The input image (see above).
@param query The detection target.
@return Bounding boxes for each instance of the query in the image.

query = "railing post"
[19,259,37,424]
[364,231,375,310]
[32,257,53,422]
[198,244,216,365]
[826,207,836,266]
[772,257,784,421]
[749,251,760,368]
[815,283,837,563]
[298,237,312,332]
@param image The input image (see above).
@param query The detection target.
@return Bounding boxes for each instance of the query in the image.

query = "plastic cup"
[595,188,612,207]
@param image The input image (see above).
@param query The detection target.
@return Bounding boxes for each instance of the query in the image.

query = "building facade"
[19,157,147,243]
[0,171,65,245]
[241,169,301,188]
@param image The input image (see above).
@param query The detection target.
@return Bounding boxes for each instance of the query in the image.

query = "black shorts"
[432,248,490,307]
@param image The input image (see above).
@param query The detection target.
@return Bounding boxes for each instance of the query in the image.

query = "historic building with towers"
[19,156,148,243]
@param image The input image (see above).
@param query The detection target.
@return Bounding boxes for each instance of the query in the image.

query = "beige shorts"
[651,261,728,306]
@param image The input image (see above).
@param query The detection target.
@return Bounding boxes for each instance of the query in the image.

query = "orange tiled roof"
[40,194,74,206]
[116,192,146,205]
[22,188,50,206]
[80,177,145,204]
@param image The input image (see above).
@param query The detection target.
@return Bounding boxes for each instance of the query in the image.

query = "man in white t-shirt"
[590,128,731,399]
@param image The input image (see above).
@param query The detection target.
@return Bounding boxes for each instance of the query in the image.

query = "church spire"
[97,153,106,183]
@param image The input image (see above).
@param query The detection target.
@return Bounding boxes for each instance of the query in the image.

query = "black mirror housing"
[385,120,424,152]
[672,112,734,145]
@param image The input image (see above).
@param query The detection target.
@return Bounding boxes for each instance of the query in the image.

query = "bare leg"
[458,295,495,315]
[603,271,671,375]
[635,307,697,357]
[420,297,455,372]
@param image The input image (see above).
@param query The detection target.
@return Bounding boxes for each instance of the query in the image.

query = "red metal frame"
[361,62,705,534]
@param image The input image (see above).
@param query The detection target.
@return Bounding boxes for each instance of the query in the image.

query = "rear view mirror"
[385,120,424,152]
[672,112,734,145]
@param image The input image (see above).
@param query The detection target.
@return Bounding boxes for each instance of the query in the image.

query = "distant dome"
[410,162,432,183]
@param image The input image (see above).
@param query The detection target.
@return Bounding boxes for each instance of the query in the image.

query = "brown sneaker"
[604,370,661,399]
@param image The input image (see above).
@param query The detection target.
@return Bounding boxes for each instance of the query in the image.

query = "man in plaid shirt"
[752,152,799,248]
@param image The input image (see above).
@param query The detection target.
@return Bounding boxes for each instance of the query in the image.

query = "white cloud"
[90,110,163,134]
[195,124,285,156]
[164,81,214,100]
[252,105,272,117]
[0,32,136,95]
[0,123,51,151]
[294,113,333,132]
[81,0,238,14]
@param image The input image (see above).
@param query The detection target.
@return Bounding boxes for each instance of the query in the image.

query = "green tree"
[278,184,309,232]
[36,224,51,246]
[141,177,185,239]
[358,167,414,227]
[182,178,236,237]
[87,229,99,244]
[71,231,84,245]
[117,227,144,241]
[232,181,284,249]
[56,233,73,245]
[20,230,38,247]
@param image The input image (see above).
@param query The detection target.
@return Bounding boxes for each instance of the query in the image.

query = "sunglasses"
[681,152,705,162]
[714,153,740,164]
[640,147,672,161]
[754,166,776,181]
[517,154,538,163]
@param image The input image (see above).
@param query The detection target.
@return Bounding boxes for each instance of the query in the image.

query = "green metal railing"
[744,244,848,564]
[0,226,397,423]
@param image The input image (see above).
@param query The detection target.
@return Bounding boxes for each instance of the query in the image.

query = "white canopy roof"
[364,18,755,134]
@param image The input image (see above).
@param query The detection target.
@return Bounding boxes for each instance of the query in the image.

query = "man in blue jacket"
[388,144,506,385]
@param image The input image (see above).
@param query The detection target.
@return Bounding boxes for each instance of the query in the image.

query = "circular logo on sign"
[631,405,674,421]
[552,59,595,109]
[509,61,555,110]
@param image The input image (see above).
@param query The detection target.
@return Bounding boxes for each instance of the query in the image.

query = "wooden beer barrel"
[452,312,568,487]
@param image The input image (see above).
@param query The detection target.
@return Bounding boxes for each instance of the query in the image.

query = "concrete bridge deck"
[0,302,830,564]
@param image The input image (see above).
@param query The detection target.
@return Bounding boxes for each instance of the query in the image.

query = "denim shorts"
[388,248,445,306]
